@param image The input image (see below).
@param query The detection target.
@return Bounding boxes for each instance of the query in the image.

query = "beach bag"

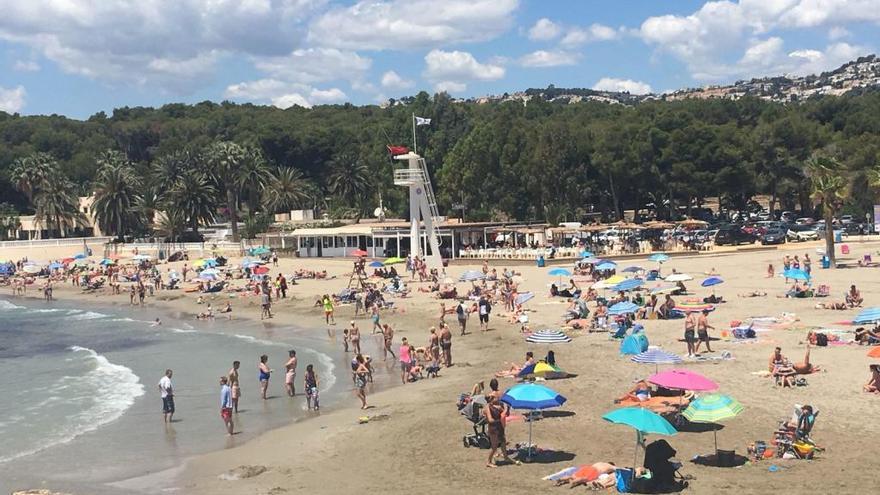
[815,333,828,347]
[732,327,755,339]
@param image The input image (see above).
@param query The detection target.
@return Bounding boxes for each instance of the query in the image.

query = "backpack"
[815,333,828,347]
[732,327,756,339]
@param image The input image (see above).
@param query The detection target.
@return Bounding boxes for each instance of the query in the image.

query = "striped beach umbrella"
[525,329,571,344]
[631,348,683,372]
[459,270,485,282]
[608,301,640,315]
[853,307,880,324]
[682,393,744,452]
[674,300,715,313]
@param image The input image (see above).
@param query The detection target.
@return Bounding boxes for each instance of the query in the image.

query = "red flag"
[387,145,409,155]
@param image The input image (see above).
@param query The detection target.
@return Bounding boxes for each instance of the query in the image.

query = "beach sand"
[6,239,880,494]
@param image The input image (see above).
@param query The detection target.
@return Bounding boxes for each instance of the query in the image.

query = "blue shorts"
[162,396,175,414]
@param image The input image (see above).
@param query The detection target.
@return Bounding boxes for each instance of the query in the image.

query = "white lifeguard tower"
[392,151,443,269]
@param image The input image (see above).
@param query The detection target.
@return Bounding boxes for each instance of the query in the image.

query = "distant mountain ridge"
[460,54,880,105]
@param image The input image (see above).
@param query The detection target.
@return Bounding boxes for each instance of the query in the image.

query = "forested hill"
[2,88,880,231]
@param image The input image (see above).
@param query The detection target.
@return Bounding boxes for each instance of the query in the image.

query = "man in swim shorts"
[219,376,234,435]
[158,369,174,423]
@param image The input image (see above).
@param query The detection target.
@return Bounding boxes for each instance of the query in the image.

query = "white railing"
[0,236,113,249]
[393,168,424,185]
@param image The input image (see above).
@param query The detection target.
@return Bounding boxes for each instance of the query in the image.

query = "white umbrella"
[22,265,41,274]
[665,273,693,282]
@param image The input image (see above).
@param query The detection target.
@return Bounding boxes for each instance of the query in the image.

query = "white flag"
[415,116,431,126]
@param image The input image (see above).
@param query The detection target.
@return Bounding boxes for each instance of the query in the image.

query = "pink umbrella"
[647,369,718,391]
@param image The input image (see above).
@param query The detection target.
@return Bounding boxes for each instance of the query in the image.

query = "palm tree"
[0,202,21,240]
[806,153,848,268]
[237,147,272,214]
[327,154,372,222]
[263,167,314,213]
[91,150,143,241]
[166,171,217,234]
[10,152,58,204]
[204,141,246,241]
[154,210,188,244]
[34,175,86,238]
[151,150,200,201]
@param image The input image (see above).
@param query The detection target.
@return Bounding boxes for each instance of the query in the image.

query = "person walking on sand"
[399,337,413,384]
[261,291,273,320]
[694,309,714,354]
[285,350,298,397]
[158,369,174,423]
[353,354,369,409]
[258,355,272,400]
[381,323,396,361]
[322,295,335,325]
[456,300,469,335]
[428,327,441,364]
[227,361,241,413]
[684,311,697,358]
[370,304,382,334]
[349,321,362,354]
[439,323,453,367]
[478,295,491,331]
[305,364,320,410]
[219,376,234,435]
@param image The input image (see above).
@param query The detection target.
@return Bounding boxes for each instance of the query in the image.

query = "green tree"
[327,154,372,222]
[166,172,217,234]
[806,152,848,267]
[33,175,86,238]
[0,202,21,240]
[91,150,143,241]
[204,141,246,241]
[263,167,314,214]
[154,210,187,244]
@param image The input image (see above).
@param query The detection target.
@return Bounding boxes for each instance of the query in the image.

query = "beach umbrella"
[132,254,153,261]
[596,261,617,271]
[853,307,880,324]
[581,251,594,258]
[61,257,75,264]
[674,300,715,313]
[99,258,115,266]
[608,301,640,315]
[369,261,384,268]
[548,268,572,277]
[48,262,63,270]
[781,268,810,281]
[592,274,626,290]
[701,276,724,287]
[351,249,368,257]
[632,348,683,372]
[199,271,219,280]
[500,383,567,460]
[681,393,744,453]
[383,257,404,265]
[517,361,567,379]
[192,259,207,268]
[603,407,677,478]
[665,273,693,282]
[459,270,485,282]
[622,266,643,273]
[249,247,271,256]
[649,253,670,263]
[22,265,41,274]
[515,292,535,306]
[253,266,269,275]
[648,369,718,392]
[525,329,572,344]
[73,253,87,259]
[612,278,644,292]
[650,284,678,295]
[73,258,92,267]
[580,258,602,265]
[868,347,880,358]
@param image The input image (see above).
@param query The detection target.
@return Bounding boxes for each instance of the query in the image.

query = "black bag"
[815,333,828,347]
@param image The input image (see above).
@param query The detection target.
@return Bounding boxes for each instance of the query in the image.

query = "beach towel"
[617,396,688,413]
[543,467,578,481]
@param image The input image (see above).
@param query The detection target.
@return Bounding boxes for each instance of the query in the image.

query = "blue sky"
[0,0,878,119]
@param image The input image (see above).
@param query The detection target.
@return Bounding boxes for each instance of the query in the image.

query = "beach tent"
[620,333,649,355]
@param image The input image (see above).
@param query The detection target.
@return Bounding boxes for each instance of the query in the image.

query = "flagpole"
[412,112,417,155]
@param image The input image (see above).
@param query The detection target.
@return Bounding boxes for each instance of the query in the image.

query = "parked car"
[795,217,816,225]
[715,227,758,246]
[840,215,854,224]
[780,211,797,223]
[787,225,819,242]
[761,227,787,245]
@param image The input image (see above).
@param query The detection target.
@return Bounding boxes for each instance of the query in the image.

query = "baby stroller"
[460,394,489,449]
[773,404,823,459]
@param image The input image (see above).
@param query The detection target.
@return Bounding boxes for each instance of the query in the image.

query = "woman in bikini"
[352,354,369,409]
[305,364,320,410]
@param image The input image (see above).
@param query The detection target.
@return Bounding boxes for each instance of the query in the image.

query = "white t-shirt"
[159,376,173,398]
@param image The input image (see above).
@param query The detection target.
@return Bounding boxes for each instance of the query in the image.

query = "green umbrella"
[682,393,743,453]
[383,257,405,265]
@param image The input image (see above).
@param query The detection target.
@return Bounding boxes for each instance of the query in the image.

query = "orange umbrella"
[868,347,880,358]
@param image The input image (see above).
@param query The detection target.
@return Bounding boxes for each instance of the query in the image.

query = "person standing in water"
[381,323,396,361]
[227,361,241,413]
[284,350,298,397]
[158,369,174,423]
[353,354,369,409]
[258,355,272,400]
[305,364,320,410]
[349,321,362,354]
[219,376,234,435]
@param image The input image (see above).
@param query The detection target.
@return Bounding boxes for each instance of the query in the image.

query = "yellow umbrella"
[592,274,626,290]
[192,259,207,268]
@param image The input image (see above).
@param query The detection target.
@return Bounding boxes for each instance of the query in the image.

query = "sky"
[0,0,878,119]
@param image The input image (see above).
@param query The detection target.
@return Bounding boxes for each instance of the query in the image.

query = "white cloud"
[0,85,26,113]
[528,18,561,41]
[0,0,326,92]
[561,23,620,46]
[828,26,851,40]
[423,49,505,84]
[12,60,40,72]
[381,70,414,90]
[592,78,653,95]
[253,48,371,84]
[224,78,346,108]
[434,81,467,93]
[308,0,519,50]
[519,50,578,67]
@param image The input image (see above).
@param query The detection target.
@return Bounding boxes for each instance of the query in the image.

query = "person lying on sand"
[771,346,821,376]
[614,380,652,403]
[554,462,618,487]
[739,291,767,298]
[815,301,848,310]
[864,364,880,394]
[495,352,535,377]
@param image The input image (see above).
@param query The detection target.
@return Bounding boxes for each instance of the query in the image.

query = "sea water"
[0,297,363,494]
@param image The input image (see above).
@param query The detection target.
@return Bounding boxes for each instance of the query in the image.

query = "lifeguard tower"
[392,151,443,269]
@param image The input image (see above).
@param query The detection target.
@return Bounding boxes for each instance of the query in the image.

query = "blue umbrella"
[603,407,677,476]
[73,253,87,259]
[701,276,724,287]
[501,383,567,459]
[782,268,810,281]
[581,251,594,258]
[548,268,572,277]
[459,270,485,282]
[649,253,670,263]
[580,258,601,265]
[596,261,617,271]
[368,261,384,268]
[515,292,535,305]
[613,278,644,292]
[48,262,63,270]
[622,266,643,273]
[853,307,880,324]
[608,301,640,315]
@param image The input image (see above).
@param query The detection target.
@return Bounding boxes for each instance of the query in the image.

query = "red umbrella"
[253,266,269,275]
[351,249,368,257]
[61,257,75,264]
